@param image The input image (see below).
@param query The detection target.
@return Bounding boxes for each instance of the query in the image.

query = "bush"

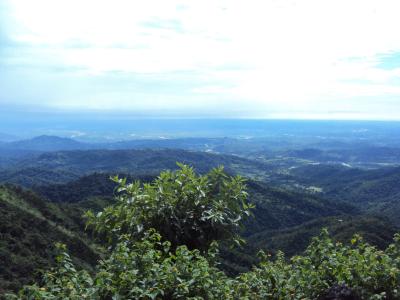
[234,229,400,299]
[85,164,252,252]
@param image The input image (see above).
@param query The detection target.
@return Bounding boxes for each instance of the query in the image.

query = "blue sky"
[1,0,400,120]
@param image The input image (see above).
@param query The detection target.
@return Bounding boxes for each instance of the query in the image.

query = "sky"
[1,0,400,120]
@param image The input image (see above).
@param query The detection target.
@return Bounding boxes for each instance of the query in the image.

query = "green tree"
[85,164,252,252]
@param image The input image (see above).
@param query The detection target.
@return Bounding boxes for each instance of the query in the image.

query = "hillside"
[33,172,357,232]
[34,173,154,203]
[290,164,400,225]
[243,180,358,234]
[247,215,398,258]
[0,149,269,187]
[0,135,88,152]
[33,172,388,264]
[0,167,78,187]
[284,146,400,166]
[0,185,99,293]
[0,133,18,143]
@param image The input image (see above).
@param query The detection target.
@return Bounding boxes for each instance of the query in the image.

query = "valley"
[1,128,400,293]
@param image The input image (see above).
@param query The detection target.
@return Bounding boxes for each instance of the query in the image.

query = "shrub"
[85,164,252,252]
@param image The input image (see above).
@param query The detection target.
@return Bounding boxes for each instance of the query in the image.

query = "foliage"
[234,229,400,299]
[9,231,233,300]
[10,229,400,299]
[10,243,97,300]
[85,164,252,252]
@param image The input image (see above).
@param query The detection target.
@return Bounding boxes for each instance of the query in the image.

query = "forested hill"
[31,172,396,274]
[0,135,87,152]
[0,149,267,187]
[33,172,357,230]
[289,164,400,225]
[243,180,358,234]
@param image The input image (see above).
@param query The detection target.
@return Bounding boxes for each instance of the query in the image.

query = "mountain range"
[0,134,399,293]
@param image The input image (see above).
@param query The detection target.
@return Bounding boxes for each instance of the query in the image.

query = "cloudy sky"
[1,0,400,120]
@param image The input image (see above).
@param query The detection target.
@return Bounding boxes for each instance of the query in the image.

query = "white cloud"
[1,0,400,119]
